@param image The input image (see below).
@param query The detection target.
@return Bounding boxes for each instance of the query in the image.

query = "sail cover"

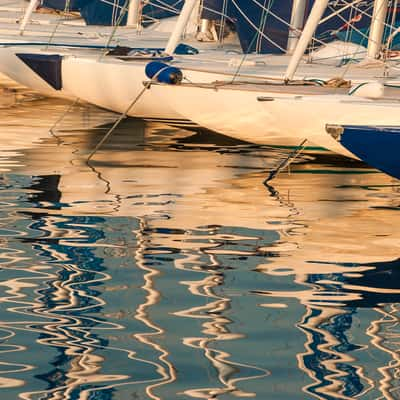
[313,1,375,43]
[80,0,185,26]
[230,0,293,54]
[41,0,185,25]
[223,0,397,54]
[41,0,88,11]
[201,0,233,20]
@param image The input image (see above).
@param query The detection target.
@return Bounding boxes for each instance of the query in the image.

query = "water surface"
[0,89,399,399]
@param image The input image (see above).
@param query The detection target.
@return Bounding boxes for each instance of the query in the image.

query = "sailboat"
[144,0,400,157]
[0,0,244,100]
[1,0,399,128]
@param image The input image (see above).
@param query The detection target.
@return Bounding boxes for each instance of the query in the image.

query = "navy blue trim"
[17,53,62,90]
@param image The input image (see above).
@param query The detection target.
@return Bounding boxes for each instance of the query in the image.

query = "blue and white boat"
[3,0,400,158]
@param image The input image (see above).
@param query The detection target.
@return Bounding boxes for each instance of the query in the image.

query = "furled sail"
[229,0,294,54]
[80,0,185,26]
[228,0,384,54]
[201,0,232,20]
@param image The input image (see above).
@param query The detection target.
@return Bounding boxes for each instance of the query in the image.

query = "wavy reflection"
[256,253,400,399]
[0,96,399,399]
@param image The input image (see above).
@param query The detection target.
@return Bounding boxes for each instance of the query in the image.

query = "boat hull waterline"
[149,82,400,158]
[2,45,400,157]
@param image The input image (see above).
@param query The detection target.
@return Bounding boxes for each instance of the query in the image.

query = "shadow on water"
[0,96,399,399]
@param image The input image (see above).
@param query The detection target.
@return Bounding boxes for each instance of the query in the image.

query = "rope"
[217,0,228,45]
[45,0,72,49]
[86,66,170,162]
[256,0,271,53]
[49,97,80,137]
[230,0,277,83]
[86,85,148,161]
[230,0,286,53]
[264,139,308,183]
[100,0,130,57]
[324,77,352,88]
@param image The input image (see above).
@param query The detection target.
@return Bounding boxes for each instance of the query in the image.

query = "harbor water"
[0,85,400,399]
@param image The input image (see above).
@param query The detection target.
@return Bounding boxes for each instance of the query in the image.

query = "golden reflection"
[0,96,400,399]
[174,252,270,398]
[132,218,177,400]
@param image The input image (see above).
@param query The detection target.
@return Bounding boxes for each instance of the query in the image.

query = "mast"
[287,0,308,53]
[285,0,329,81]
[19,0,40,35]
[367,0,389,59]
[126,0,141,28]
[165,0,199,55]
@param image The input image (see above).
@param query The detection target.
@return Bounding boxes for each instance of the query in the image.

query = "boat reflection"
[0,97,399,398]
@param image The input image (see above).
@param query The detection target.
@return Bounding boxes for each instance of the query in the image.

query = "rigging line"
[344,1,395,35]
[256,0,272,53]
[95,0,124,10]
[249,0,372,49]
[146,0,183,14]
[311,3,385,68]
[86,85,148,161]
[308,2,364,59]
[230,0,275,83]
[319,0,366,24]
[249,0,374,47]
[231,0,286,52]
[336,4,393,79]
[246,0,328,48]
[328,4,382,45]
[111,0,116,25]
[86,64,171,161]
[45,0,71,49]
[256,0,266,52]
[345,4,356,44]
[218,0,228,45]
[100,0,130,58]
[264,139,308,184]
[385,0,399,54]
[49,97,81,143]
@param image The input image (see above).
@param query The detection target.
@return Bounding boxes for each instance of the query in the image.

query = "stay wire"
[230,0,274,84]
[86,85,148,162]
[86,66,169,162]
[45,0,71,49]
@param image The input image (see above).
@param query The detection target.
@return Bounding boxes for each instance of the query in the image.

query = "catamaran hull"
[333,125,400,179]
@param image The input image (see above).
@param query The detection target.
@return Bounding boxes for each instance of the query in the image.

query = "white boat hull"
[2,44,400,155]
[149,83,400,157]
[0,46,66,97]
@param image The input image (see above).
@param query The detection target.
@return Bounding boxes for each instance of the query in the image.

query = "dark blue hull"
[339,125,400,180]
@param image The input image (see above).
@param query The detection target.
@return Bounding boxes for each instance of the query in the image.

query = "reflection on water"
[0,90,399,399]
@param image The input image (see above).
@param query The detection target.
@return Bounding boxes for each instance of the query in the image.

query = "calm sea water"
[0,86,400,400]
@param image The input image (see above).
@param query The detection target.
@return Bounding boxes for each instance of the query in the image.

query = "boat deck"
[172,81,400,100]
